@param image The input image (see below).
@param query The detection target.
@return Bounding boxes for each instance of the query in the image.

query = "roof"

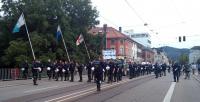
[88,27,134,41]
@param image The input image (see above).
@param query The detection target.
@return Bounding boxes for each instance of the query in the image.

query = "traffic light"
[183,36,186,41]
[179,36,181,42]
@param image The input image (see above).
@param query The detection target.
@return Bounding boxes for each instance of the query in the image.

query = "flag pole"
[22,13,36,60]
[60,28,70,62]
[83,38,91,60]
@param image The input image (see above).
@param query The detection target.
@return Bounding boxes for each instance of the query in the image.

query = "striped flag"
[76,34,84,46]
[12,14,25,33]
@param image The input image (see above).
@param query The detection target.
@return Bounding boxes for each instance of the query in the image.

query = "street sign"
[102,49,116,60]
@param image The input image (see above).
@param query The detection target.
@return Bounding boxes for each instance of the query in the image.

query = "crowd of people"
[20,59,200,91]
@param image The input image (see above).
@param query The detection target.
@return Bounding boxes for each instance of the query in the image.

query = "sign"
[103,49,116,59]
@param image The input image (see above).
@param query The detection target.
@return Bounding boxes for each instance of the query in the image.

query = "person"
[38,61,43,80]
[172,62,181,82]
[108,60,114,83]
[161,63,167,76]
[154,63,159,78]
[184,64,191,79]
[21,60,29,79]
[86,61,92,82]
[197,63,200,75]
[94,60,103,91]
[69,61,75,82]
[32,60,39,85]
[46,59,53,80]
[64,61,69,81]
[77,62,83,82]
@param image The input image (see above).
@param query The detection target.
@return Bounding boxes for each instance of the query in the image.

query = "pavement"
[1,72,200,102]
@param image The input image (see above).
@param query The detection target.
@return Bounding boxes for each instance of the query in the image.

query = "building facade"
[189,46,200,64]
[124,29,151,48]
[88,26,135,60]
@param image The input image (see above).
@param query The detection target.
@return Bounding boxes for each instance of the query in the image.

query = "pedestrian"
[21,60,29,79]
[64,61,69,81]
[32,60,39,85]
[86,61,92,82]
[77,62,83,82]
[172,62,181,82]
[94,60,103,91]
[69,61,75,82]
[46,59,53,80]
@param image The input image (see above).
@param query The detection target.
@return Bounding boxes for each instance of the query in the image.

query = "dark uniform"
[154,63,160,78]
[69,61,75,82]
[161,63,167,76]
[38,61,43,80]
[64,61,69,81]
[172,63,181,82]
[32,61,39,85]
[46,61,53,80]
[21,61,29,79]
[77,63,83,82]
[108,61,114,83]
[87,62,92,82]
[94,61,103,91]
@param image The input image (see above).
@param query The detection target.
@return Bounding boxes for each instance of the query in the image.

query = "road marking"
[24,86,59,93]
[45,79,130,102]
[163,82,176,102]
[56,79,130,102]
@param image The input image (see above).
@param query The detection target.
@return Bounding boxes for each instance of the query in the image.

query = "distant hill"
[156,46,190,61]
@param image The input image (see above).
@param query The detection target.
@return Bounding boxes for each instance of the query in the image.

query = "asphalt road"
[1,73,200,102]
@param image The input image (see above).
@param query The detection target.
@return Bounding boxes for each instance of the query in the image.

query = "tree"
[179,54,189,65]
[0,0,100,67]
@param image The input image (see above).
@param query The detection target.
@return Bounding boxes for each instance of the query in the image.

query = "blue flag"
[56,25,62,41]
[13,14,25,33]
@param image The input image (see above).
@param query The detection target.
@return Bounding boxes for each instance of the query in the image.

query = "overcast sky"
[1,1,200,48]
[91,0,200,49]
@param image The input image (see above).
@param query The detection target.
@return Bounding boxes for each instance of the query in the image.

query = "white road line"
[45,79,130,102]
[56,79,131,102]
[24,86,59,93]
[163,82,176,102]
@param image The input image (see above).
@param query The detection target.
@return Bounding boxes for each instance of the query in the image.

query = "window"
[119,47,124,55]
[111,39,115,45]
[120,40,124,44]
[148,40,151,44]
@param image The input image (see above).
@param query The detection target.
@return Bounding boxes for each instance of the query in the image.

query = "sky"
[1,1,200,48]
[91,0,200,49]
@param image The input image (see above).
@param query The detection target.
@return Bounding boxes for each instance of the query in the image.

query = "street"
[1,73,200,102]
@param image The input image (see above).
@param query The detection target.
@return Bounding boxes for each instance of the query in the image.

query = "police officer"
[77,62,83,82]
[94,60,103,91]
[87,61,92,82]
[161,63,167,76]
[64,61,69,81]
[32,60,39,85]
[46,59,53,80]
[154,63,159,78]
[69,61,75,82]
[172,62,181,82]
[21,60,29,79]
[38,61,43,80]
[108,60,114,83]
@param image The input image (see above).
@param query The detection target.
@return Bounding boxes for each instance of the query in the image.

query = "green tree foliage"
[0,0,100,67]
[179,54,189,65]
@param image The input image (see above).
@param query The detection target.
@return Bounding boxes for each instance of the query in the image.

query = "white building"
[124,29,151,48]
[189,46,200,64]
[153,49,169,65]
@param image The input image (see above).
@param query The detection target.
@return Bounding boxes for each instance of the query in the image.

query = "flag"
[76,34,84,46]
[13,14,25,33]
[56,25,62,41]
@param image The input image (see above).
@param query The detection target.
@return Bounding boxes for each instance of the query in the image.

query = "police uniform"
[77,63,83,82]
[172,63,180,82]
[32,61,39,85]
[69,61,75,82]
[94,61,103,91]
[87,61,92,82]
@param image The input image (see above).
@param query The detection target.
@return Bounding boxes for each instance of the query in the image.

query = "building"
[88,26,135,60]
[189,46,200,64]
[142,47,154,63]
[124,29,151,48]
[153,48,169,65]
